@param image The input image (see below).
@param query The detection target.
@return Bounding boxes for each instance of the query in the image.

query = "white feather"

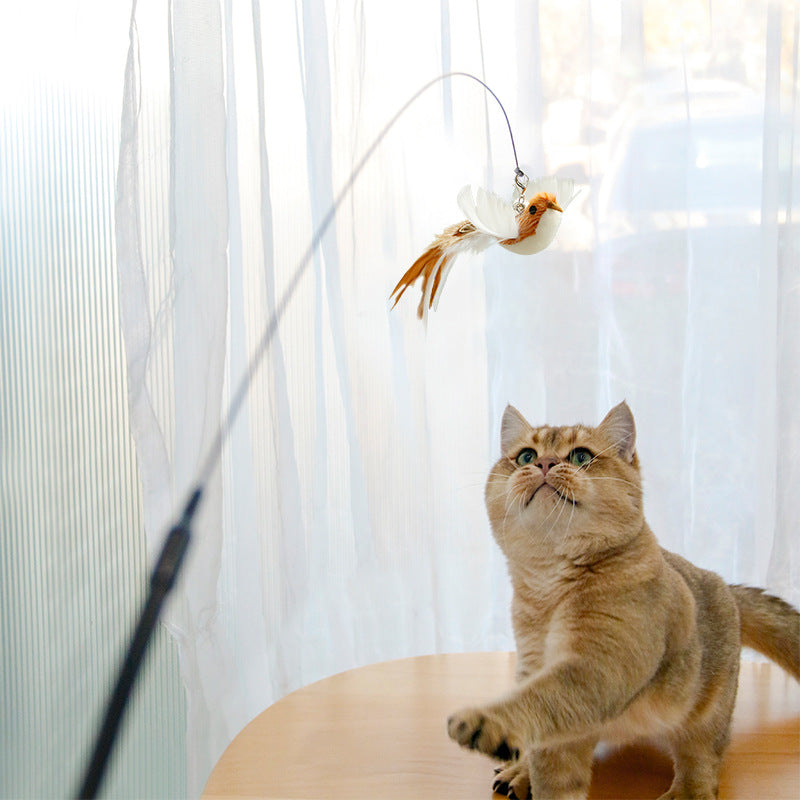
[457,185,519,240]
[501,209,562,254]
[420,226,495,323]
[524,176,578,209]
[450,228,497,256]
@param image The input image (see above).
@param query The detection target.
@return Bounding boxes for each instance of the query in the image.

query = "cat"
[447,401,800,800]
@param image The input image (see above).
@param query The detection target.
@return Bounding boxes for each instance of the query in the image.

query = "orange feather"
[390,221,476,319]
[389,244,447,319]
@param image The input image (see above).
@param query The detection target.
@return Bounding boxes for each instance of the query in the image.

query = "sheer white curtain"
[116,0,799,794]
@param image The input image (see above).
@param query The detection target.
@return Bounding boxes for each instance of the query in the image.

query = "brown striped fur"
[447,402,800,800]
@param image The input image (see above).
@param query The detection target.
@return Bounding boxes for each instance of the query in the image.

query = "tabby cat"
[447,402,800,800]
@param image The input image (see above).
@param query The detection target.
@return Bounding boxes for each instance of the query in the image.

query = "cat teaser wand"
[77,71,562,798]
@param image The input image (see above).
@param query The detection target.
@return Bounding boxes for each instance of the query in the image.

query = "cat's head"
[485,402,645,565]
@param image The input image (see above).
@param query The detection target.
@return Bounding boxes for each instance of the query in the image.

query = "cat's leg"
[658,742,726,800]
[658,671,737,800]
[447,666,620,761]
[491,738,596,800]
[526,738,596,800]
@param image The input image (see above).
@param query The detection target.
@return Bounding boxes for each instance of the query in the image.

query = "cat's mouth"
[528,483,578,507]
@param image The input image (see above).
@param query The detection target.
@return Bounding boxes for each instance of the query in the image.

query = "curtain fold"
[116,0,799,794]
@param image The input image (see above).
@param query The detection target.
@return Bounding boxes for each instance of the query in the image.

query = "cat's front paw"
[447,706,521,761]
[493,758,531,799]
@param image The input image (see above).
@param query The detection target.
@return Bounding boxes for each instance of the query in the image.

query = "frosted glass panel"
[0,7,187,798]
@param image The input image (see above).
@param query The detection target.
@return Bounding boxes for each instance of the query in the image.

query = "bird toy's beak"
[547,200,564,213]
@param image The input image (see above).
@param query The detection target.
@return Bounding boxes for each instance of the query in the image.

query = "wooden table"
[202,653,800,799]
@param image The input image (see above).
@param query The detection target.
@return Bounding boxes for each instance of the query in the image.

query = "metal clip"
[512,168,529,213]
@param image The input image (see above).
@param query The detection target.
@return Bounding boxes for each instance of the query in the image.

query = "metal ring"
[513,169,529,212]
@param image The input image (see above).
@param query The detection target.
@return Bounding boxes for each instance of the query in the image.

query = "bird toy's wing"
[456,185,519,240]
[389,220,497,321]
[525,176,579,210]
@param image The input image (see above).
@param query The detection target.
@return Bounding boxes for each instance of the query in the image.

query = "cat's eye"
[515,448,537,466]
[568,447,593,467]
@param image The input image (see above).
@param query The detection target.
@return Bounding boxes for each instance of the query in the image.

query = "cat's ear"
[501,405,531,453]
[598,401,636,462]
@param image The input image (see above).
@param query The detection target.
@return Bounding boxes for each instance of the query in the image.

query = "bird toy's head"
[500,176,576,256]
[510,191,564,246]
[526,192,563,216]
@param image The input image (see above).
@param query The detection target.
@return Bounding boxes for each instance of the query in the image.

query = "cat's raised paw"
[447,707,520,761]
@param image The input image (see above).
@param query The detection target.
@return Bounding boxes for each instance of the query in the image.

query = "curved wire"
[80,72,525,800]
[195,71,523,487]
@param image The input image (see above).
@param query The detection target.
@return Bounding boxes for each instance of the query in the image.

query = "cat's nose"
[536,457,558,476]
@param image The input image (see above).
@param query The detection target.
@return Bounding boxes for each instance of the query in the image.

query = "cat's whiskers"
[564,487,577,535]
[539,484,571,541]
[580,435,634,467]
[585,475,639,492]
[543,493,568,544]
[514,489,529,524]
[499,481,525,540]
[459,469,511,493]
[492,463,590,551]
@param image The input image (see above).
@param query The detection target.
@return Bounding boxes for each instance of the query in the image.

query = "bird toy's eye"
[567,448,593,467]
[515,448,537,466]
[528,204,537,215]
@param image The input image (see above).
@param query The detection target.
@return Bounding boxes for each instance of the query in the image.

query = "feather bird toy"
[390,173,577,320]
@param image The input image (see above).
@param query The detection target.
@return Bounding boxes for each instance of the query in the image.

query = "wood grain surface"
[202,653,800,799]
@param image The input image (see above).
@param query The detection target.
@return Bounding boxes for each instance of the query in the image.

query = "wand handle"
[76,488,202,799]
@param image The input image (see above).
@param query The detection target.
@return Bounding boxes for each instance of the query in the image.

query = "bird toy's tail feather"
[391,221,496,318]
[425,253,450,315]
[391,244,452,320]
